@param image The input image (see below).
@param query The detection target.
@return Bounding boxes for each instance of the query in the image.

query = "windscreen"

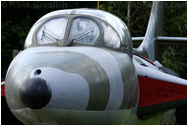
[37,17,68,45]
[101,22,121,48]
[69,17,100,45]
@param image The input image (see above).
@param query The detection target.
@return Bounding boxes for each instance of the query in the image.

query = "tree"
[162,2,187,79]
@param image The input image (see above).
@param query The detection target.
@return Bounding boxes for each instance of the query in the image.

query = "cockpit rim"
[25,14,122,49]
[24,9,132,55]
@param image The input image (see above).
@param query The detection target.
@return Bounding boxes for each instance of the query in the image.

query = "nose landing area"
[20,77,52,109]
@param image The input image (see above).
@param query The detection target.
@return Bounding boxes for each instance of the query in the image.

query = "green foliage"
[163,2,187,37]
[162,2,187,79]
[162,46,187,79]
[99,1,152,36]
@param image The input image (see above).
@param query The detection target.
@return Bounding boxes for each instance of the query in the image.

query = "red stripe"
[138,76,187,107]
[133,53,155,65]
[1,85,5,97]
[1,78,5,97]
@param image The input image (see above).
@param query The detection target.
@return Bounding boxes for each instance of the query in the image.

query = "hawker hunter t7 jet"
[2,1,187,125]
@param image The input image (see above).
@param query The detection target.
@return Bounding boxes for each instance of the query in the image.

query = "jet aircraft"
[1,1,187,125]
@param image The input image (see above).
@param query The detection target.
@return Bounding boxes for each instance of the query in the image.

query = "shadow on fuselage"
[1,97,23,125]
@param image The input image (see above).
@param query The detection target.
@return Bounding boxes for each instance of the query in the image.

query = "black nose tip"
[20,77,52,109]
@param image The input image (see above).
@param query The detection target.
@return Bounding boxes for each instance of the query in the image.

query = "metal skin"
[6,46,139,124]
[4,2,187,125]
[134,1,163,61]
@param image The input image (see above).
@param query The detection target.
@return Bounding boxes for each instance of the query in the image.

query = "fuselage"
[5,46,186,124]
[6,46,139,124]
[4,7,187,125]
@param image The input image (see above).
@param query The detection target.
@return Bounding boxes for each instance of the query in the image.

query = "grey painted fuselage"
[4,1,187,125]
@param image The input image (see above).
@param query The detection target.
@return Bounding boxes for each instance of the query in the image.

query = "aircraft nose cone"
[20,77,52,109]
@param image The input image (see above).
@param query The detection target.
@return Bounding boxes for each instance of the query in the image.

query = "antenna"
[97,1,99,9]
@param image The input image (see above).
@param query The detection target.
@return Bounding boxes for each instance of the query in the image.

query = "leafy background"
[1,1,187,79]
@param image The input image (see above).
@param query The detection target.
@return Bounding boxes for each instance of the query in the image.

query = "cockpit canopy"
[24,9,133,55]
